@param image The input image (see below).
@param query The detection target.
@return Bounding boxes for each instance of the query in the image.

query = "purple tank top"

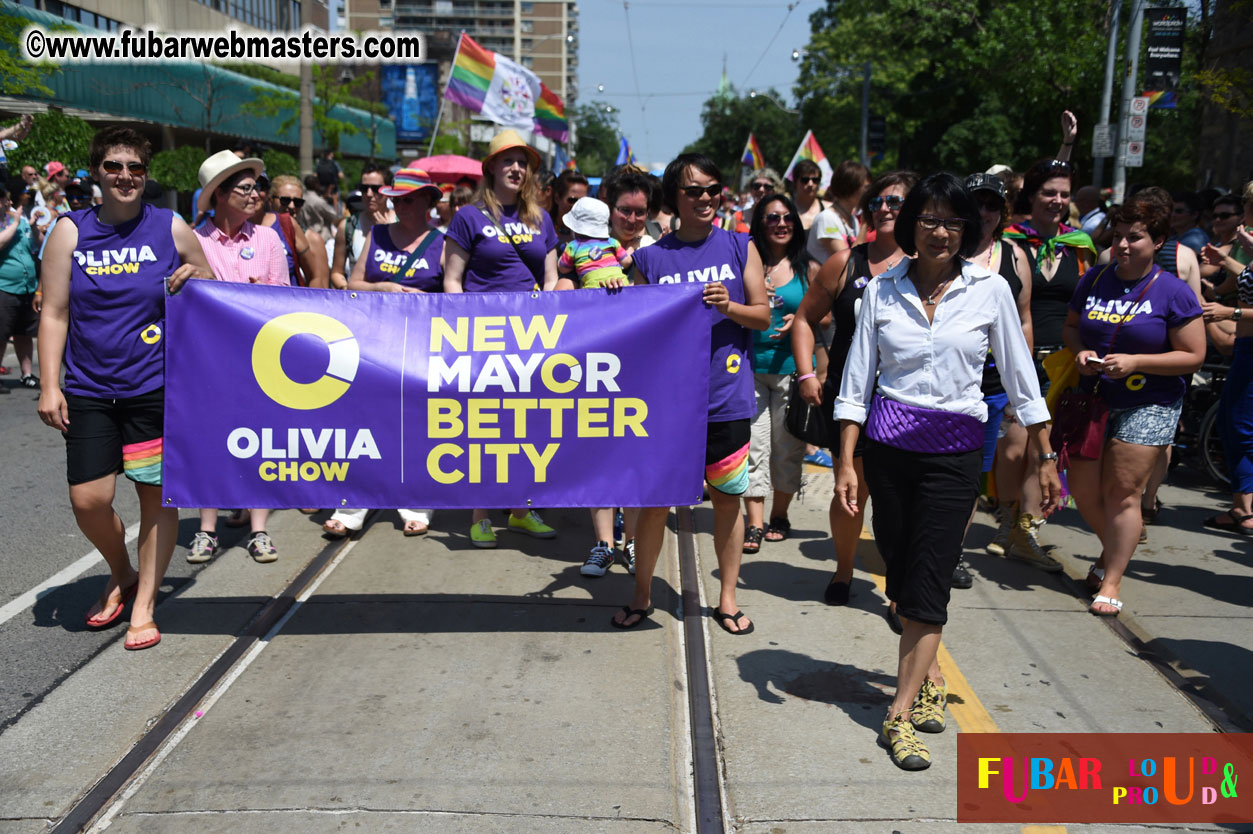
[363,225,444,291]
[632,227,754,421]
[64,203,180,398]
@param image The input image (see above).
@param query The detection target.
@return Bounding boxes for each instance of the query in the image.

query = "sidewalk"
[0,466,1245,833]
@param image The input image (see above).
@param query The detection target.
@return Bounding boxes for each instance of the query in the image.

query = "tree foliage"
[149,145,205,192]
[244,65,363,154]
[570,101,621,177]
[6,111,94,173]
[261,149,299,179]
[682,85,801,179]
[0,11,57,98]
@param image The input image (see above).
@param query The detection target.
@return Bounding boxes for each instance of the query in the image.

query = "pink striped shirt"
[194,220,289,286]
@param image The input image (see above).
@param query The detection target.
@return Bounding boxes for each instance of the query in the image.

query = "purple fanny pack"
[864,394,984,454]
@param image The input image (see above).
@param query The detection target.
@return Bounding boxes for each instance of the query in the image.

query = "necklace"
[764,258,788,290]
[925,278,953,306]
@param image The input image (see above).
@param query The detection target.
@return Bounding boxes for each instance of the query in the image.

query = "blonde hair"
[1243,180,1253,204]
[40,181,60,202]
[270,174,302,193]
[476,155,544,229]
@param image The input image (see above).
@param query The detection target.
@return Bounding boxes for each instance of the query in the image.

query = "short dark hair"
[793,159,821,183]
[361,163,392,185]
[1016,158,1075,214]
[1111,198,1170,241]
[661,153,721,214]
[748,193,810,280]
[858,170,918,230]
[302,173,320,193]
[554,169,588,198]
[601,167,655,215]
[894,172,981,258]
[1213,193,1242,214]
[89,126,152,171]
[828,160,869,200]
[534,169,556,191]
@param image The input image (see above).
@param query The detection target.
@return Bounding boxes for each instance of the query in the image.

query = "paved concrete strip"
[0,522,140,627]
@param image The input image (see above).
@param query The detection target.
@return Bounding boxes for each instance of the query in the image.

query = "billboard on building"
[380,64,440,144]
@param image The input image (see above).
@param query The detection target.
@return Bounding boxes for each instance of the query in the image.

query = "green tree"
[261,149,300,179]
[570,101,621,177]
[0,11,57,97]
[682,85,801,179]
[7,111,94,173]
[244,65,361,153]
[149,145,204,192]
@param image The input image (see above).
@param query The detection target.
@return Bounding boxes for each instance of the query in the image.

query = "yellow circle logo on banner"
[251,312,359,410]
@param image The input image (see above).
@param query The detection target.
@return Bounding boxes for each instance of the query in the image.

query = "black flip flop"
[1203,511,1253,537]
[713,607,755,635]
[610,605,654,629]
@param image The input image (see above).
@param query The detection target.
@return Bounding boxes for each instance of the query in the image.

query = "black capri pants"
[863,439,982,626]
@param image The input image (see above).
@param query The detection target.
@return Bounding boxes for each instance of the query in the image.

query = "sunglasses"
[1212,211,1240,220]
[680,184,721,199]
[764,212,795,225]
[102,160,147,177]
[798,176,821,185]
[614,205,647,218]
[1041,159,1074,173]
[750,181,772,190]
[395,193,425,205]
[868,194,904,212]
[917,215,968,232]
[276,195,306,210]
[359,183,383,194]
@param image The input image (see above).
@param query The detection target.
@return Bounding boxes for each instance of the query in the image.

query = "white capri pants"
[746,372,807,498]
[330,508,433,531]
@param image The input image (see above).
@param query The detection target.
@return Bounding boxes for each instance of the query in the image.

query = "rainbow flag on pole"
[783,130,833,190]
[615,136,636,167]
[444,33,541,131]
[534,82,569,142]
[741,133,765,169]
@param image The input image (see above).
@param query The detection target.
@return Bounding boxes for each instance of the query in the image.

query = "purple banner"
[163,281,711,509]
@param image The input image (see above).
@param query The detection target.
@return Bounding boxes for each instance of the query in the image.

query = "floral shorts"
[1106,398,1183,447]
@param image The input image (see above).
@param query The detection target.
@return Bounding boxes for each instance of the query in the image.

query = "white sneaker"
[580,541,614,576]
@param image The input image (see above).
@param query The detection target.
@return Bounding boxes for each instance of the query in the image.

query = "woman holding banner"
[611,153,771,632]
[37,126,214,650]
[323,168,444,539]
[443,129,561,548]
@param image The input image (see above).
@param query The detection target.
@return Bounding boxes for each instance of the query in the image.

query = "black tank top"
[823,243,873,402]
[981,241,1026,396]
[1029,242,1085,349]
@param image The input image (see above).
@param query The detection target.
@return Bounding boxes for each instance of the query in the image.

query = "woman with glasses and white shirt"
[833,173,1060,772]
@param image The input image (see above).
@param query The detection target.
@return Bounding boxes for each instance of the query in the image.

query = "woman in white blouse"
[833,173,1061,772]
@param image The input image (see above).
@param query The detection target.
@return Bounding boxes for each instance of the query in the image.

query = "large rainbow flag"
[534,82,569,142]
[741,133,765,169]
[444,33,541,131]
[783,130,833,189]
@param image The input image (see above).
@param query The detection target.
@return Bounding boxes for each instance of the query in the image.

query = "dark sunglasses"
[680,184,721,199]
[868,194,904,212]
[359,183,383,194]
[1212,211,1240,220]
[276,196,306,210]
[798,176,821,185]
[750,181,773,190]
[764,212,795,225]
[614,205,647,218]
[102,160,147,176]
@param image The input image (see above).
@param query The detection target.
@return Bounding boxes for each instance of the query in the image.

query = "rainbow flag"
[741,133,765,169]
[444,33,541,130]
[1144,90,1177,110]
[615,136,635,167]
[783,130,833,190]
[534,81,569,142]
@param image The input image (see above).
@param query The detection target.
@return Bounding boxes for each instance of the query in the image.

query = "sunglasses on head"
[798,176,821,185]
[868,194,904,212]
[764,212,795,225]
[276,195,306,210]
[680,184,721,199]
[917,215,967,232]
[102,160,147,176]
[1041,159,1074,173]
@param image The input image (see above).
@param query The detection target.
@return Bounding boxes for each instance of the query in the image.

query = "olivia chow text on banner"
[163,281,712,509]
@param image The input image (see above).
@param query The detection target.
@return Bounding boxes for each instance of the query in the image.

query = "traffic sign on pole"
[1092,124,1114,158]
[1128,112,1147,141]
[1125,140,1145,167]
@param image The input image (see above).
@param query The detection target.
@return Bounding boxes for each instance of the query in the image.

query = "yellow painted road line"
[858,528,1067,834]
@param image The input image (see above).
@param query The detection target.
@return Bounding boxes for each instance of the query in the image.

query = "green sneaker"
[910,678,948,733]
[470,519,497,549]
[880,710,931,771]
[507,510,557,539]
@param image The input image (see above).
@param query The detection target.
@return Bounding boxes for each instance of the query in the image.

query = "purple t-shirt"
[64,203,180,398]
[1070,264,1201,408]
[446,203,557,293]
[364,225,444,292]
[632,227,754,421]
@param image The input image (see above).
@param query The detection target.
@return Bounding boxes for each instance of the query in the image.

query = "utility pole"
[1093,0,1121,187]
[1112,0,1146,204]
[299,0,314,176]
[860,61,870,168]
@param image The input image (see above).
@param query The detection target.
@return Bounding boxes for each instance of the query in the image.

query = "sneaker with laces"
[246,531,278,563]
[910,679,948,733]
[986,503,1016,556]
[187,531,219,564]
[620,538,636,574]
[507,510,557,539]
[1007,514,1063,572]
[470,519,497,548]
[880,710,931,771]
[580,541,614,576]
[951,558,973,589]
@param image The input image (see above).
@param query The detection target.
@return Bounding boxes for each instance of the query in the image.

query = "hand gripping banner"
[163,281,712,509]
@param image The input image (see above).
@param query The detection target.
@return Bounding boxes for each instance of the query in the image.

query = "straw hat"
[380,167,443,203]
[197,149,263,214]
[481,129,541,174]
[562,196,610,238]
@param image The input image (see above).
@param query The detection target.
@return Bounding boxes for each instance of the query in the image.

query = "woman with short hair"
[790,159,827,231]
[37,126,214,650]
[807,160,869,263]
[834,173,1059,770]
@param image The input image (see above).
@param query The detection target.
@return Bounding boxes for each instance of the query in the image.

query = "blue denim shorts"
[1106,398,1183,447]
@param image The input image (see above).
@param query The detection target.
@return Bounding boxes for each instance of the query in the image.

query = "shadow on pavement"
[734,648,893,730]
[1127,557,1253,610]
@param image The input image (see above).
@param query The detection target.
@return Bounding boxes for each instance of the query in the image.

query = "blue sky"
[575,0,819,166]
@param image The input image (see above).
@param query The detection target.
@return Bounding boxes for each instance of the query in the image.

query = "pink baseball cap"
[45,161,66,178]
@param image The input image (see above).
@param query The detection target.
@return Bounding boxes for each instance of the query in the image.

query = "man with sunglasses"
[332,165,396,290]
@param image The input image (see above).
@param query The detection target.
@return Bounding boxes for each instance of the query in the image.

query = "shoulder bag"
[784,265,832,447]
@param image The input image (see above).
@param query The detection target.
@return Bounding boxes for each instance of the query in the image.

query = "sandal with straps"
[742,525,764,554]
[764,515,791,542]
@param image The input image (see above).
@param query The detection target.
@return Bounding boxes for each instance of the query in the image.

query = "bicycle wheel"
[1198,400,1229,489]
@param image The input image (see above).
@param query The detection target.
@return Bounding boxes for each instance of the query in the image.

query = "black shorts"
[0,290,39,342]
[64,388,164,486]
[705,418,750,495]
[863,440,982,626]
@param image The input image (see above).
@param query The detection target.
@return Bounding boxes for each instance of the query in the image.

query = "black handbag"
[784,307,831,447]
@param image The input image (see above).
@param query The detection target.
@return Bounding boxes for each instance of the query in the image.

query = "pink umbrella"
[407,154,483,183]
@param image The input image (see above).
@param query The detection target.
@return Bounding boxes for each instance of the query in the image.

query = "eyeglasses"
[1212,211,1240,220]
[614,205,647,218]
[798,176,821,185]
[917,215,968,232]
[680,184,721,199]
[359,183,383,194]
[750,181,773,190]
[764,212,795,225]
[276,195,306,210]
[230,182,263,197]
[101,160,147,177]
[868,195,904,212]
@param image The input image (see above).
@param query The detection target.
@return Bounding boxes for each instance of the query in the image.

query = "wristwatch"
[1039,452,1060,464]
[1233,308,1243,321]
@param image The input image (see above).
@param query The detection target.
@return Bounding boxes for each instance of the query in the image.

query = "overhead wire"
[621,1,652,157]
[738,1,799,92]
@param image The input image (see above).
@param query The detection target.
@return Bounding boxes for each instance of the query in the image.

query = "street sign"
[1092,124,1114,158]
[867,114,886,154]
[1128,112,1147,141]
[1125,140,1145,167]
[1146,7,1186,93]
[1130,95,1150,117]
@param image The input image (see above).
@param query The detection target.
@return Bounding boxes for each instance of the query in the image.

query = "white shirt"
[833,259,1049,428]
[1079,207,1106,235]
[807,206,859,264]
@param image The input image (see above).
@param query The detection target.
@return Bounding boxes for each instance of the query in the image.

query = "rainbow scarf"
[1004,222,1096,267]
